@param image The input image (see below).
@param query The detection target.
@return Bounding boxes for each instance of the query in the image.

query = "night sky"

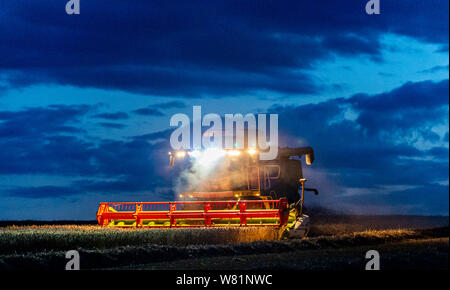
[0,0,448,219]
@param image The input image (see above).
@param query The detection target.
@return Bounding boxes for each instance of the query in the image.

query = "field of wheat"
[0,225,281,255]
[0,215,447,270]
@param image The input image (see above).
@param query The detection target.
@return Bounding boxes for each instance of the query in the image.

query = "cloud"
[349,80,449,135]
[98,122,127,129]
[0,104,91,138]
[0,105,97,176]
[0,105,170,182]
[92,112,129,120]
[132,101,186,116]
[6,186,81,199]
[0,0,447,96]
[156,101,186,109]
[0,104,175,201]
[269,79,449,213]
[350,80,449,112]
[419,64,449,74]
[133,107,165,116]
[0,79,448,215]
[339,184,449,215]
[437,45,449,53]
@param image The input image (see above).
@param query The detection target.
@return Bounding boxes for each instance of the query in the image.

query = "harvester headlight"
[176,150,186,158]
[227,150,241,157]
[193,148,226,169]
[247,149,257,155]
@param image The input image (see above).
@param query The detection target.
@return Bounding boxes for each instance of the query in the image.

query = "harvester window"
[248,165,260,191]
[263,165,280,189]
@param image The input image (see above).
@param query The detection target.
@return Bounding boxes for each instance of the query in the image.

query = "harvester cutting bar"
[97,198,289,228]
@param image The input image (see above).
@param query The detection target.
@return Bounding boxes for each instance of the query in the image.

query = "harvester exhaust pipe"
[305,151,314,165]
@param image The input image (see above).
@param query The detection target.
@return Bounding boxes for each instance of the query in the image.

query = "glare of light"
[179,194,184,198]
[176,151,186,158]
[188,150,201,158]
[227,150,241,157]
[247,149,257,155]
[196,148,226,168]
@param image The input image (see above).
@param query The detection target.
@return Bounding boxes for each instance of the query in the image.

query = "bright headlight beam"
[195,148,226,169]
[227,150,241,157]
[188,150,201,158]
[176,150,186,158]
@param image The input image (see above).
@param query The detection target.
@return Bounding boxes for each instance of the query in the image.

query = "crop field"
[0,215,447,270]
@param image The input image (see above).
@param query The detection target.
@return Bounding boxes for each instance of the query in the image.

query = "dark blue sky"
[0,0,448,219]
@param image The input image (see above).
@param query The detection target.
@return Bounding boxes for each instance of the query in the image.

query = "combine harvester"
[97,147,318,237]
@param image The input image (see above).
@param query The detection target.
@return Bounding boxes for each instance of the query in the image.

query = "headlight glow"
[227,150,241,157]
[194,148,226,169]
[176,151,186,158]
[188,150,201,158]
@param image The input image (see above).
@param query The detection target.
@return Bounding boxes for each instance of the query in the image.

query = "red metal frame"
[97,198,289,228]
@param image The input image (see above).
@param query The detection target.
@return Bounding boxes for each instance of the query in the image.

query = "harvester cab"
[97,146,318,238]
